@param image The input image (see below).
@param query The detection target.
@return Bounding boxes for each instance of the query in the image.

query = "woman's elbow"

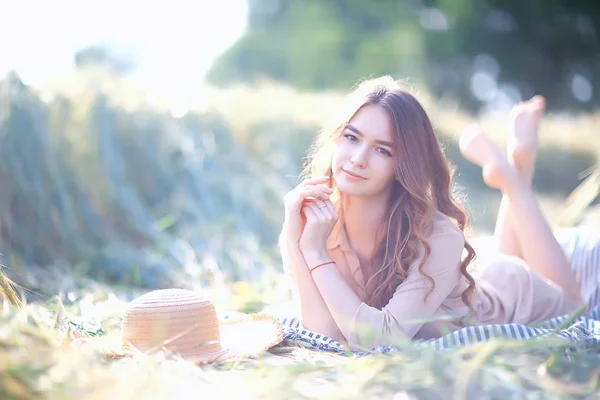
[301,312,344,341]
[347,310,413,350]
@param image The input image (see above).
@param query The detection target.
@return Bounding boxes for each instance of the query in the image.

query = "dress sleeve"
[346,223,465,350]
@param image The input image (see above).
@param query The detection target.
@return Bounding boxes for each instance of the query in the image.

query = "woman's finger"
[306,202,326,220]
[324,199,337,219]
[312,200,330,218]
[301,185,333,200]
[301,204,317,220]
[304,198,335,218]
[303,184,334,195]
[286,184,333,213]
[314,200,335,221]
[299,176,330,187]
[307,198,327,210]
[286,185,326,208]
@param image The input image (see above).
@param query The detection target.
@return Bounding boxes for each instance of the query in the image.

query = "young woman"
[280,76,585,351]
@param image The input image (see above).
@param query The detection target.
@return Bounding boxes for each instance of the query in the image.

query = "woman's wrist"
[302,248,332,267]
[281,224,300,244]
[309,260,336,274]
[284,234,300,246]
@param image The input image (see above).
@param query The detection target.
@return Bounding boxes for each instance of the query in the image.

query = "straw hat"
[112,288,283,364]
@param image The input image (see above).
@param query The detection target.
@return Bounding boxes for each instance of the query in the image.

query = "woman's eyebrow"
[345,124,394,148]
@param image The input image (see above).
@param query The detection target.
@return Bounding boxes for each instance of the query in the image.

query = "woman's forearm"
[302,249,362,339]
[279,229,344,340]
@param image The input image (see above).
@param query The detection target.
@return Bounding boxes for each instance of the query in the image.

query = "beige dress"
[325,211,578,350]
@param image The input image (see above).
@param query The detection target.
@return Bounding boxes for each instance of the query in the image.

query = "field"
[1,69,599,399]
[2,279,600,399]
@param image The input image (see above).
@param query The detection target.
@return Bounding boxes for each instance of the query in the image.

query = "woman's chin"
[335,180,366,197]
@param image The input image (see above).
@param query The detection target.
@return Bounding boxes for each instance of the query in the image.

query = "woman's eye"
[377,148,392,157]
[344,134,358,142]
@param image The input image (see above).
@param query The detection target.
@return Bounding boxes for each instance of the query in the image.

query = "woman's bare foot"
[460,124,519,190]
[507,95,546,184]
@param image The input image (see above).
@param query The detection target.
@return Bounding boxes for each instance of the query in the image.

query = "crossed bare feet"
[459,125,518,190]
[508,95,546,183]
[459,96,546,191]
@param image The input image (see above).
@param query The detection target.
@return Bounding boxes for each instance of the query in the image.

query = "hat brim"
[97,312,283,364]
[217,312,284,359]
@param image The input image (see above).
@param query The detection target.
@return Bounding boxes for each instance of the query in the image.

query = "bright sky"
[0,0,248,100]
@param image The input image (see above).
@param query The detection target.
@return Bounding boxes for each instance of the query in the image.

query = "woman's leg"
[491,96,546,258]
[460,124,584,304]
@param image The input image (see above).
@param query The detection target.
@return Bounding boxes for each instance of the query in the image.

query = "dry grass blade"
[0,266,22,307]
[559,165,600,227]
[537,362,600,396]
[453,341,500,400]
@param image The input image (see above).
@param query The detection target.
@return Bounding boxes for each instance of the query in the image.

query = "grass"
[0,68,599,399]
[43,69,600,202]
[0,266,22,307]
[42,69,600,154]
[1,286,600,399]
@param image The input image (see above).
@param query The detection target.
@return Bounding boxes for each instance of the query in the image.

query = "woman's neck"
[340,192,390,257]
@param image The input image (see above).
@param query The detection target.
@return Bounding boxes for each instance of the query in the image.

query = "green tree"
[207,0,600,112]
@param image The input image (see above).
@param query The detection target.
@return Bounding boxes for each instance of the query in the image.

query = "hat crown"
[121,289,221,357]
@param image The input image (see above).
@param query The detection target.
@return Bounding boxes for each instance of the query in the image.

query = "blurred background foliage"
[0,71,294,301]
[209,0,600,113]
[0,0,599,306]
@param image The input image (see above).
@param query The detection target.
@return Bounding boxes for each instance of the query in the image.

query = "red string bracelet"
[310,261,335,273]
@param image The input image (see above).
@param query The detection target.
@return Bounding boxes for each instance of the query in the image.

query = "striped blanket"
[272,227,600,355]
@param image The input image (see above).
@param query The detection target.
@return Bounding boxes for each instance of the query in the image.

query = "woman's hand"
[283,177,334,243]
[299,199,338,263]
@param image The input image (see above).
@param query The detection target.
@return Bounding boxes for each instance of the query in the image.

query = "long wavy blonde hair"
[302,76,476,310]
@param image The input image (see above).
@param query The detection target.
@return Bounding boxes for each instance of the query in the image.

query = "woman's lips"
[343,169,366,180]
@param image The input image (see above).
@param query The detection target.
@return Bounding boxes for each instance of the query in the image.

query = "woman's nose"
[351,147,368,167]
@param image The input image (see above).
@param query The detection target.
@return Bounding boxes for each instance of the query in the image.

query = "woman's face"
[332,104,397,199]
